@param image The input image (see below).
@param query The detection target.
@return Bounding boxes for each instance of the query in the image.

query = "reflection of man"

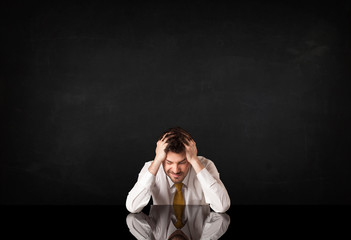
[126,205,230,240]
[126,127,230,213]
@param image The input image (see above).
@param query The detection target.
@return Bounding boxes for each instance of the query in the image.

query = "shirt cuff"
[196,168,217,187]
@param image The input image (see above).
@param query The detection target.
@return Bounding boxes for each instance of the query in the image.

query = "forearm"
[148,157,163,176]
[204,183,231,213]
[126,183,152,213]
[126,164,155,213]
[197,168,231,213]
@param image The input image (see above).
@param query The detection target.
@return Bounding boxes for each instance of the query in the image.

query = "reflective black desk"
[2,205,345,239]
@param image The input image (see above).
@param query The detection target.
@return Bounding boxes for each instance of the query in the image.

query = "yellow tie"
[173,183,185,205]
[173,183,185,229]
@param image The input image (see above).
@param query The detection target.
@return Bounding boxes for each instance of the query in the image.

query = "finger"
[163,133,176,142]
[160,133,168,141]
[186,140,195,148]
[182,137,190,146]
[178,128,192,139]
[183,133,192,142]
[161,132,172,141]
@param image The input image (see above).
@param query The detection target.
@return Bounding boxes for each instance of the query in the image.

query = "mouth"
[171,173,182,178]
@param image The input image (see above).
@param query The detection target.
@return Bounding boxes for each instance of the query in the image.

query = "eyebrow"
[166,158,186,163]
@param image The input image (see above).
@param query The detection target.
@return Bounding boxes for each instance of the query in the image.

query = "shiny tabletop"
[1,204,344,238]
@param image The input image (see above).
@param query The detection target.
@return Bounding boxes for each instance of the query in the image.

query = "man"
[126,127,230,213]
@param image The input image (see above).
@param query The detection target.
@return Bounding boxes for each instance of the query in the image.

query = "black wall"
[2,1,351,205]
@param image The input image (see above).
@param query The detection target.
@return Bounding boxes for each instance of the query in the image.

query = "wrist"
[149,158,163,176]
[189,156,204,174]
[154,156,165,164]
[188,156,199,164]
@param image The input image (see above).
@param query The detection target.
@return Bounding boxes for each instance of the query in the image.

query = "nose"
[172,164,180,173]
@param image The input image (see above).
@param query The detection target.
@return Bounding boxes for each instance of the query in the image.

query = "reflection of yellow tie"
[173,183,185,229]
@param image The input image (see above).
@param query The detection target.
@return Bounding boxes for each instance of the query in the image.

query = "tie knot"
[175,183,183,192]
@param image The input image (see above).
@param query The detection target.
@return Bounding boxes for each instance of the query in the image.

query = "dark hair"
[158,126,193,154]
[169,235,188,240]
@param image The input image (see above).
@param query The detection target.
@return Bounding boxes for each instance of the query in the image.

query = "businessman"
[126,127,230,213]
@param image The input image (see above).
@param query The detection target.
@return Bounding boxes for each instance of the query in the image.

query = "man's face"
[163,151,190,183]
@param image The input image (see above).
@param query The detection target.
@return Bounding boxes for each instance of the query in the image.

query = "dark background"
[2,0,351,208]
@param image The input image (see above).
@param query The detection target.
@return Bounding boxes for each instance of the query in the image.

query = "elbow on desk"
[213,204,230,213]
[211,199,231,213]
[126,197,143,214]
[126,203,143,214]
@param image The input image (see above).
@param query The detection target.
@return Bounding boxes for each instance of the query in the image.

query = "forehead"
[166,151,186,162]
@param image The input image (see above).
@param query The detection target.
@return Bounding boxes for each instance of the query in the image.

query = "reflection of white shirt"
[126,205,231,240]
[126,156,231,213]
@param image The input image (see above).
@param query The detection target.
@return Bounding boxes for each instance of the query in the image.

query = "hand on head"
[154,132,176,163]
[182,138,198,164]
[155,127,197,164]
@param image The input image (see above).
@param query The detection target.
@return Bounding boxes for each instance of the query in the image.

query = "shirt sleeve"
[126,212,154,240]
[196,160,231,213]
[200,212,231,239]
[126,162,155,213]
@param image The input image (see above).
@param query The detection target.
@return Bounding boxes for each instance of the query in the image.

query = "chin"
[171,178,183,183]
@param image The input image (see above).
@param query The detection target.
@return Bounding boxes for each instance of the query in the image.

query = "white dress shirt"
[126,156,230,213]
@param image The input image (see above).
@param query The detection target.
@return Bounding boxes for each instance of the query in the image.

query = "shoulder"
[138,161,153,169]
[137,161,153,173]
[197,156,215,167]
[197,156,221,177]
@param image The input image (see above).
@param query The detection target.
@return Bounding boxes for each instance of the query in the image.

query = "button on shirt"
[126,156,230,213]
